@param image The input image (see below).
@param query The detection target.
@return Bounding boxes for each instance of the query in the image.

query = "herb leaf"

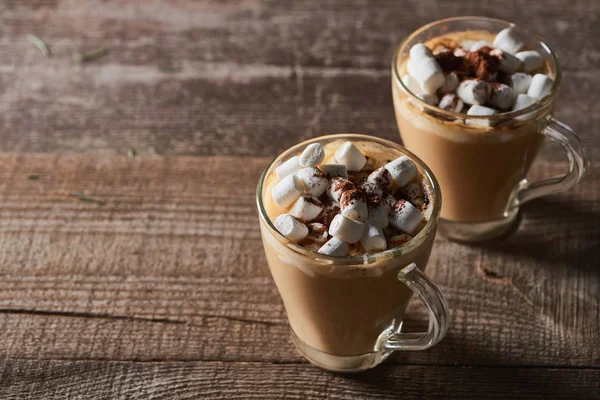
[25,173,40,180]
[27,34,50,57]
[69,192,106,205]
[128,148,137,158]
[73,47,110,63]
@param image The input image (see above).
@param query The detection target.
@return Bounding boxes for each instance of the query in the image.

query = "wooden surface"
[0,1,598,399]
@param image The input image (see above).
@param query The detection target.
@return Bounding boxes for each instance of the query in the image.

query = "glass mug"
[392,17,587,242]
[257,134,449,372]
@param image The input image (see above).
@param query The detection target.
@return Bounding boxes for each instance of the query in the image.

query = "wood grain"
[0,1,597,158]
[0,154,597,368]
[0,359,598,400]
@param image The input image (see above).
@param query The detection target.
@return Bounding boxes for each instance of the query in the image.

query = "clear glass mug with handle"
[257,134,449,372]
[392,17,587,242]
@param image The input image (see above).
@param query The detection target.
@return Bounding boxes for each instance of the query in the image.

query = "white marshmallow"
[385,156,417,188]
[274,214,308,243]
[515,51,544,73]
[454,47,467,57]
[512,93,537,120]
[367,199,389,228]
[307,222,329,244]
[400,182,425,207]
[367,167,393,192]
[471,40,491,51]
[466,105,498,127]
[340,189,368,222]
[296,167,328,197]
[527,74,553,100]
[489,84,517,110]
[361,182,382,198]
[276,156,301,180]
[439,72,460,94]
[389,234,413,247]
[491,49,523,74]
[289,196,323,222]
[401,74,421,94]
[299,143,325,167]
[319,164,348,179]
[416,93,439,106]
[327,177,355,203]
[360,223,387,252]
[329,214,365,244]
[335,142,367,172]
[493,27,525,54]
[438,93,464,113]
[409,58,445,94]
[460,40,477,50]
[509,73,533,94]
[389,199,424,235]
[318,237,349,256]
[272,174,303,208]
[456,80,491,105]
[409,43,434,60]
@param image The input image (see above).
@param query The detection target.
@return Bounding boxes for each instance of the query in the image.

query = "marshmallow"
[367,198,389,228]
[460,40,477,50]
[389,234,413,247]
[367,167,393,193]
[454,47,467,57]
[329,214,365,244]
[289,196,323,222]
[272,174,303,208]
[493,27,525,54]
[438,93,464,113]
[491,49,523,74]
[318,237,349,256]
[385,156,417,188]
[276,156,301,180]
[456,80,491,105]
[527,73,553,100]
[274,214,308,243]
[416,93,439,106]
[466,105,498,127]
[306,222,329,244]
[335,142,367,172]
[319,163,348,179]
[297,167,328,197]
[471,40,491,51]
[401,74,421,94]
[360,223,387,252]
[361,181,383,197]
[515,51,544,73]
[389,200,424,235]
[439,72,460,94]
[327,177,355,203]
[408,44,445,94]
[509,72,533,94]
[340,189,369,222]
[400,182,425,207]
[299,143,325,167]
[489,84,517,110]
[512,93,536,120]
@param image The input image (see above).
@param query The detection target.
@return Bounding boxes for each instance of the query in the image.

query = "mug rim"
[256,133,442,266]
[391,16,562,120]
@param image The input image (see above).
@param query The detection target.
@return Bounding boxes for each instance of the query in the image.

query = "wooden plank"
[0,359,599,399]
[0,154,597,367]
[0,1,597,156]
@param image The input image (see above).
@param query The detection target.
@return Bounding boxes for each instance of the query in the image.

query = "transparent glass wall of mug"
[392,17,586,242]
[257,134,449,372]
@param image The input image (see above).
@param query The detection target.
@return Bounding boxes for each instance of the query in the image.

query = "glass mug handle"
[383,263,449,351]
[512,116,587,208]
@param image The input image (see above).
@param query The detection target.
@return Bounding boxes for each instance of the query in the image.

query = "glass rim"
[391,16,562,120]
[256,133,442,266]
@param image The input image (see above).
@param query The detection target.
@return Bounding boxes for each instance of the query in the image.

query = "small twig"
[73,47,110,63]
[127,148,137,158]
[25,173,40,180]
[27,34,50,57]
[69,192,106,205]
[476,264,512,285]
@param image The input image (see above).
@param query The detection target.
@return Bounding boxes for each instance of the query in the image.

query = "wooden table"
[0,1,598,398]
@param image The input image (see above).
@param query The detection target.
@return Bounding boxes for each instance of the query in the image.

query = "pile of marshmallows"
[271,141,426,257]
[402,26,553,125]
